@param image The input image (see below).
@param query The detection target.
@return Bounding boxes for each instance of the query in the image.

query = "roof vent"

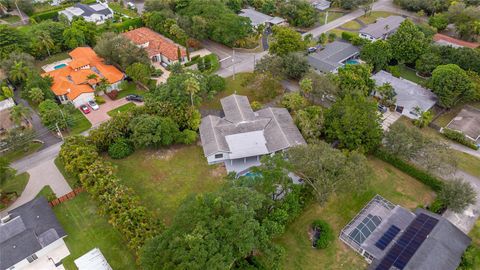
[1,215,11,223]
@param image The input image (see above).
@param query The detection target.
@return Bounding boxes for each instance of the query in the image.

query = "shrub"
[106,90,119,100]
[108,139,134,159]
[387,65,401,78]
[112,17,144,32]
[180,129,197,144]
[311,220,334,249]
[442,128,479,150]
[373,148,444,191]
[95,96,106,104]
[30,9,60,22]
[251,101,262,110]
[341,31,356,41]
[151,69,163,77]
[428,198,446,214]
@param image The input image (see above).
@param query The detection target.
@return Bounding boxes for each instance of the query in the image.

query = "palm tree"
[9,61,30,84]
[184,77,200,107]
[37,31,55,57]
[87,74,98,81]
[1,86,13,98]
[9,104,32,126]
[95,77,110,95]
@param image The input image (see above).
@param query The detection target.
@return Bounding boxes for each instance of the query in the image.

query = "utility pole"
[55,123,64,141]
[325,11,329,25]
[232,49,236,80]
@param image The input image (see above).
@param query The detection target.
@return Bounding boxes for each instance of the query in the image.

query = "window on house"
[26,254,38,263]
[215,154,223,159]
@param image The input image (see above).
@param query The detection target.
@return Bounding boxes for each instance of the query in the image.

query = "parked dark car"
[126,94,143,102]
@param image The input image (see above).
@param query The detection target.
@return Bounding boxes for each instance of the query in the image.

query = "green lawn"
[67,109,92,135]
[1,141,43,162]
[0,172,29,210]
[117,81,147,99]
[35,185,56,201]
[318,11,345,25]
[108,2,139,18]
[53,193,137,270]
[358,11,397,24]
[453,151,480,179]
[107,102,136,116]
[276,158,435,270]
[340,20,363,30]
[2,15,21,23]
[201,72,280,110]
[397,65,426,85]
[108,145,225,225]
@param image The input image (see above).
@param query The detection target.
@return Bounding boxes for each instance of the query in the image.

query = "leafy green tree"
[0,25,28,59]
[95,32,150,70]
[34,31,54,57]
[388,19,429,64]
[324,95,382,152]
[183,77,200,107]
[62,27,86,49]
[9,104,31,126]
[269,26,306,56]
[89,113,133,151]
[428,13,449,31]
[430,64,475,108]
[9,61,30,84]
[4,127,36,152]
[38,100,71,130]
[70,18,97,46]
[0,52,35,79]
[299,77,313,99]
[278,0,317,27]
[360,40,392,72]
[337,64,375,97]
[384,121,427,160]
[438,179,477,213]
[302,71,340,102]
[0,157,15,186]
[126,62,152,86]
[129,115,181,148]
[1,86,13,98]
[376,82,396,107]
[28,87,45,104]
[281,52,310,80]
[415,52,442,76]
[281,92,307,112]
[287,143,371,202]
[294,105,323,143]
[413,108,433,128]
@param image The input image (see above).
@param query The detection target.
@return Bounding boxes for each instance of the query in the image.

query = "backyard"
[396,65,426,85]
[108,144,226,225]
[276,158,435,270]
[53,193,137,270]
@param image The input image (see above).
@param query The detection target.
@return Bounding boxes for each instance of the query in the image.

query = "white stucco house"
[0,197,70,270]
[59,2,113,24]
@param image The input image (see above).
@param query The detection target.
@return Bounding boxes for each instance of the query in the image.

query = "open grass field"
[1,141,43,162]
[276,158,435,270]
[201,72,280,110]
[340,20,363,30]
[108,144,226,225]
[107,102,136,116]
[53,193,137,270]
[358,11,397,24]
[108,2,139,18]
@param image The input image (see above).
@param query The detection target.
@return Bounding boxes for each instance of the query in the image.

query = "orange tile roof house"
[123,27,187,65]
[43,47,124,107]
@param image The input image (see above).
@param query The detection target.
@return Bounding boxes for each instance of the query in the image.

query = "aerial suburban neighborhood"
[0,0,479,269]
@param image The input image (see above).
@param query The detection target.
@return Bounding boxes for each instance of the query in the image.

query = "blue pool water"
[346,59,360,65]
[54,63,67,69]
[244,172,261,178]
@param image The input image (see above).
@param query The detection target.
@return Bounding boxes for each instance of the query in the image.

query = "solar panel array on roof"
[348,214,382,245]
[375,213,439,270]
[375,225,400,250]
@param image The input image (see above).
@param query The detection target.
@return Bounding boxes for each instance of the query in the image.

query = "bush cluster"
[373,149,444,192]
[108,139,134,159]
[442,128,479,150]
[311,219,334,249]
[59,136,159,255]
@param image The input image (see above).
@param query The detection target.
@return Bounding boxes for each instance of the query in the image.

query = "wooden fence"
[49,187,84,207]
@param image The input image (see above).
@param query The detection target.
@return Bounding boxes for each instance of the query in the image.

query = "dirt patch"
[147,146,182,161]
[210,164,227,178]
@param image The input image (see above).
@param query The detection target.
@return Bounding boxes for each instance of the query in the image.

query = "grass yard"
[327,28,351,39]
[55,157,81,188]
[340,20,363,30]
[2,15,21,23]
[1,141,43,162]
[0,173,29,210]
[318,11,345,25]
[108,2,139,18]
[67,109,92,135]
[276,158,435,270]
[453,151,480,179]
[35,185,56,201]
[108,144,226,225]
[397,65,426,85]
[35,52,70,71]
[107,102,136,116]
[53,193,137,270]
[117,81,147,99]
[358,11,397,24]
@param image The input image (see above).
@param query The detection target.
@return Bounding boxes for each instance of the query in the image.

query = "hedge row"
[31,9,60,22]
[373,148,444,192]
[112,17,144,33]
[442,128,479,150]
[59,136,159,255]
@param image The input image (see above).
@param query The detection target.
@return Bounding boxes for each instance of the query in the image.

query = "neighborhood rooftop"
[359,16,405,39]
[307,41,359,73]
[446,105,480,142]
[433,33,480,49]
[239,8,285,26]
[0,197,67,270]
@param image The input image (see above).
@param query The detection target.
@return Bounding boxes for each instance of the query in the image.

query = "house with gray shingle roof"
[0,197,70,270]
[59,2,113,24]
[359,16,405,41]
[199,94,306,175]
[307,41,360,73]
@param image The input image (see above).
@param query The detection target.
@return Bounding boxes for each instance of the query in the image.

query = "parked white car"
[88,100,100,111]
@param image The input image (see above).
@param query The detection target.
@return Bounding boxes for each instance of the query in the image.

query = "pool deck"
[42,58,72,72]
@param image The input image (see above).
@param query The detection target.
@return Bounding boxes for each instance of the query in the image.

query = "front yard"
[0,172,29,210]
[53,193,137,270]
[108,144,226,225]
[107,102,136,116]
[67,109,92,135]
[1,141,43,162]
[276,158,435,270]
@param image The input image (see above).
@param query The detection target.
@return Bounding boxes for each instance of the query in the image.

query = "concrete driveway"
[83,97,134,126]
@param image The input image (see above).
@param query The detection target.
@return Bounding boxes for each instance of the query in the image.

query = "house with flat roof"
[446,106,480,145]
[239,8,286,27]
[123,27,187,65]
[340,195,471,270]
[59,3,113,24]
[372,71,437,119]
[359,16,405,41]
[307,41,360,73]
[74,248,112,270]
[312,0,331,11]
[0,197,70,270]
[42,47,124,107]
[199,94,306,175]
[433,33,479,49]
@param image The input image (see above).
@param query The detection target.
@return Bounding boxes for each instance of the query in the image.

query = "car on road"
[88,100,100,110]
[80,104,91,114]
[126,94,143,102]
[307,47,317,53]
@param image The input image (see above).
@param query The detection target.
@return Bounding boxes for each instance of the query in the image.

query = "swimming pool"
[345,59,360,65]
[54,63,67,69]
